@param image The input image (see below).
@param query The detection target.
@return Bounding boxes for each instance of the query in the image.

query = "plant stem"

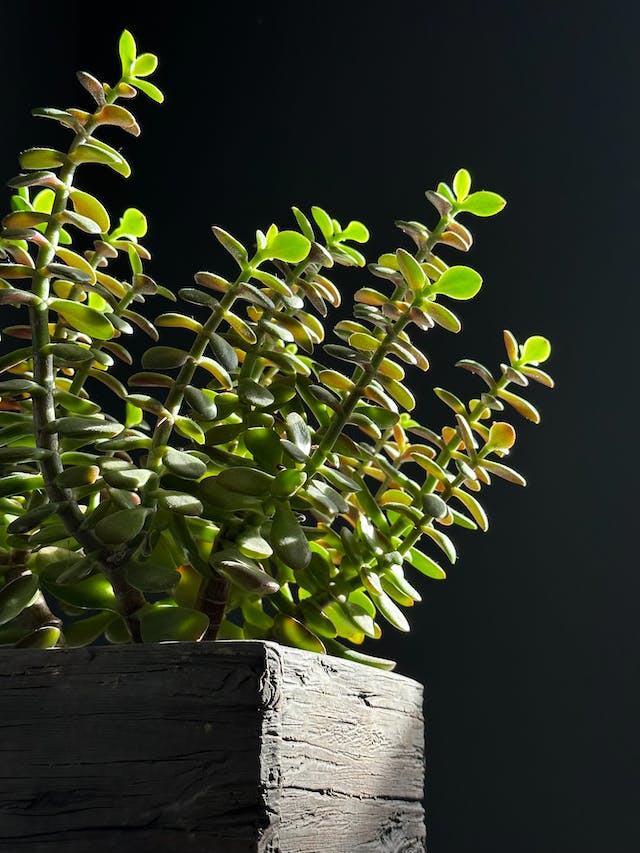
[144,266,256,471]
[394,372,513,555]
[27,85,146,642]
[303,215,449,482]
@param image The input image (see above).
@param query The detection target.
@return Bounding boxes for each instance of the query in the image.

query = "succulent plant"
[0,32,553,667]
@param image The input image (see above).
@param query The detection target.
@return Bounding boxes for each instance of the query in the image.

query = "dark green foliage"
[0,32,554,665]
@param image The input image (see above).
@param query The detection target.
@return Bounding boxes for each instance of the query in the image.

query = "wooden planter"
[0,640,425,852]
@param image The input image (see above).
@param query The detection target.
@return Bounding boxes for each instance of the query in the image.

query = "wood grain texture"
[0,641,425,852]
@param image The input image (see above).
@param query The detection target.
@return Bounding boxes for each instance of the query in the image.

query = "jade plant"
[0,32,553,668]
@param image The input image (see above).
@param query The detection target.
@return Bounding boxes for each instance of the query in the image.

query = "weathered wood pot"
[0,640,425,852]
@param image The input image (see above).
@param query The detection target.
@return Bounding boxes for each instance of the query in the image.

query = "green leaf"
[174,416,205,445]
[405,547,447,580]
[238,379,275,408]
[141,347,189,369]
[244,427,283,470]
[214,555,279,595]
[273,613,325,654]
[459,191,506,217]
[125,562,180,593]
[212,226,247,266]
[119,29,137,75]
[111,207,147,239]
[373,590,410,632]
[421,525,457,563]
[69,189,110,233]
[480,458,527,486]
[340,220,369,243]
[272,502,311,570]
[265,230,311,263]
[0,574,39,625]
[323,638,396,670]
[43,574,118,612]
[208,332,239,371]
[396,248,426,290]
[48,299,114,340]
[498,389,541,423]
[272,468,307,499]
[140,605,209,642]
[132,78,165,103]
[163,448,207,479]
[431,266,482,300]
[158,493,204,516]
[0,473,45,498]
[133,52,158,76]
[184,386,218,420]
[14,626,61,648]
[291,207,315,241]
[63,611,116,647]
[421,494,448,519]
[236,528,273,560]
[521,335,551,364]
[285,412,311,456]
[94,507,148,545]
[453,168,472,201]
[216,466,274,495]
[311,206,333,241]
[19,148,67,170]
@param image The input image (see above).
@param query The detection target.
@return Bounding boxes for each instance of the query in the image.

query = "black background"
[1,3,638,851]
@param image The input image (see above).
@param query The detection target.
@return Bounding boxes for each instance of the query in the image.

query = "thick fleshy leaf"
[43,574,118,612]
[272,502,311,570]
[0,473,46,498]
[244,427,283,470]
[19,148,66,170]
[480,458,527,486]
[311,206,333,241]
[125,562,180,592]
[521,335,551,364]
[498,389,540,423]
[140,605,209,642]
[238,379,275,408]
[265,230,310,263]
[373,590,410,632]
[14,626,61,649]
[208,332,238,371]
[396,248,426,290]
[212,226,247,265]
[421,525,457,563]
[487,421,516,450]
[174,416,205,445]
[215,557,279,595]
[49,299,114,340]
[132,78,165,103]
[340,220,369,243]
[431,266,482,300]
[158,493,204,515]
[119,29,137,74]
[405,547,447,580]
[285,412,311,455]
[184,386,218,420]
[141,347,189,369]
[453,168,472,201]
[273,613,326,654]
[69,189,110,233]
[216,466,274,495]
[94,507,148,545]
[0,574,40,625]
[163,448,207,479]
[458,190,506,217]
[63,611,116,647]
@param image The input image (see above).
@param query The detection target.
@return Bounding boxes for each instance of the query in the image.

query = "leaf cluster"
[0,37,553,666]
